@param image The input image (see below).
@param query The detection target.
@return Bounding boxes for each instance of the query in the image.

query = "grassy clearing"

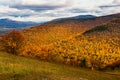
[0,52,120,80]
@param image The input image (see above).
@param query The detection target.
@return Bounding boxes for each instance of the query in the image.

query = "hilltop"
[52,15,96,22]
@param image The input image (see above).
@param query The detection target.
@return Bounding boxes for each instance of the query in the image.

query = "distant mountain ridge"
[72,15,96,19]
[0,18,40,34]
[0,18,39,28]
[1,13,120,34]
[36,13,120,34]
[52,15,96,22]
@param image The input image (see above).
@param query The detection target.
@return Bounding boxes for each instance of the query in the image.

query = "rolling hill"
[48,13,120,27]
[83,18,120,37]
[22,13,120,45]
[43,16,120,70]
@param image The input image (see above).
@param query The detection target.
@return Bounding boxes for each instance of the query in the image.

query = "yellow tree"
[0,30,25,54]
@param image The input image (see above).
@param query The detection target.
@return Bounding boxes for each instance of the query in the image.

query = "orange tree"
[0,30,25,54]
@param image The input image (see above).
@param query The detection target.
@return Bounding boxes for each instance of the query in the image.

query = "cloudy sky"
[0,0,120,22]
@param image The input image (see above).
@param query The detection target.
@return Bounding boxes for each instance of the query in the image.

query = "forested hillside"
[0,13,120,71]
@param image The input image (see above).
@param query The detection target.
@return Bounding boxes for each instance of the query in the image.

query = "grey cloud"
[0,7,37,18]
[68,8,89,13]
[8,4,69,18]
[0,0,120,22]
[99,5,120,9]
[10,4,67,12]
[0,12,31,18]
[94,10,102,14]
[42,13,59,17]
[8,14,30,17]
[113,0,120,4]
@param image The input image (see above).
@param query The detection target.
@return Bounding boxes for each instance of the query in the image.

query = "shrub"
[0,30,25,54]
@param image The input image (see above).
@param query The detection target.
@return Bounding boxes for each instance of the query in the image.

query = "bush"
[0,30,25,54]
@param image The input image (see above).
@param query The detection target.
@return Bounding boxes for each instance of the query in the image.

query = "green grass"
[0,52,120,80]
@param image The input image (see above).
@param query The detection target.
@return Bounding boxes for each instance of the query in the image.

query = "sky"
[0,0,120,22]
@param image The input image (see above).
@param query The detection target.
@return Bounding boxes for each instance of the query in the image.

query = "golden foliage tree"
[0,30,25,54]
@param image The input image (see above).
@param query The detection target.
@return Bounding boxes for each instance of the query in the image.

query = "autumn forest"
[0,13,120,72]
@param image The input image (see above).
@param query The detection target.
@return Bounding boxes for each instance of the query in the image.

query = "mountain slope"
[49,13,120,25]
[83,18,120,37]
[31,13,120,34]
[45,17,120,70]
[22,13,120,45]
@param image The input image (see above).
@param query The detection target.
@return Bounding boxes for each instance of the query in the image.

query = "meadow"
[0,52,120,80]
